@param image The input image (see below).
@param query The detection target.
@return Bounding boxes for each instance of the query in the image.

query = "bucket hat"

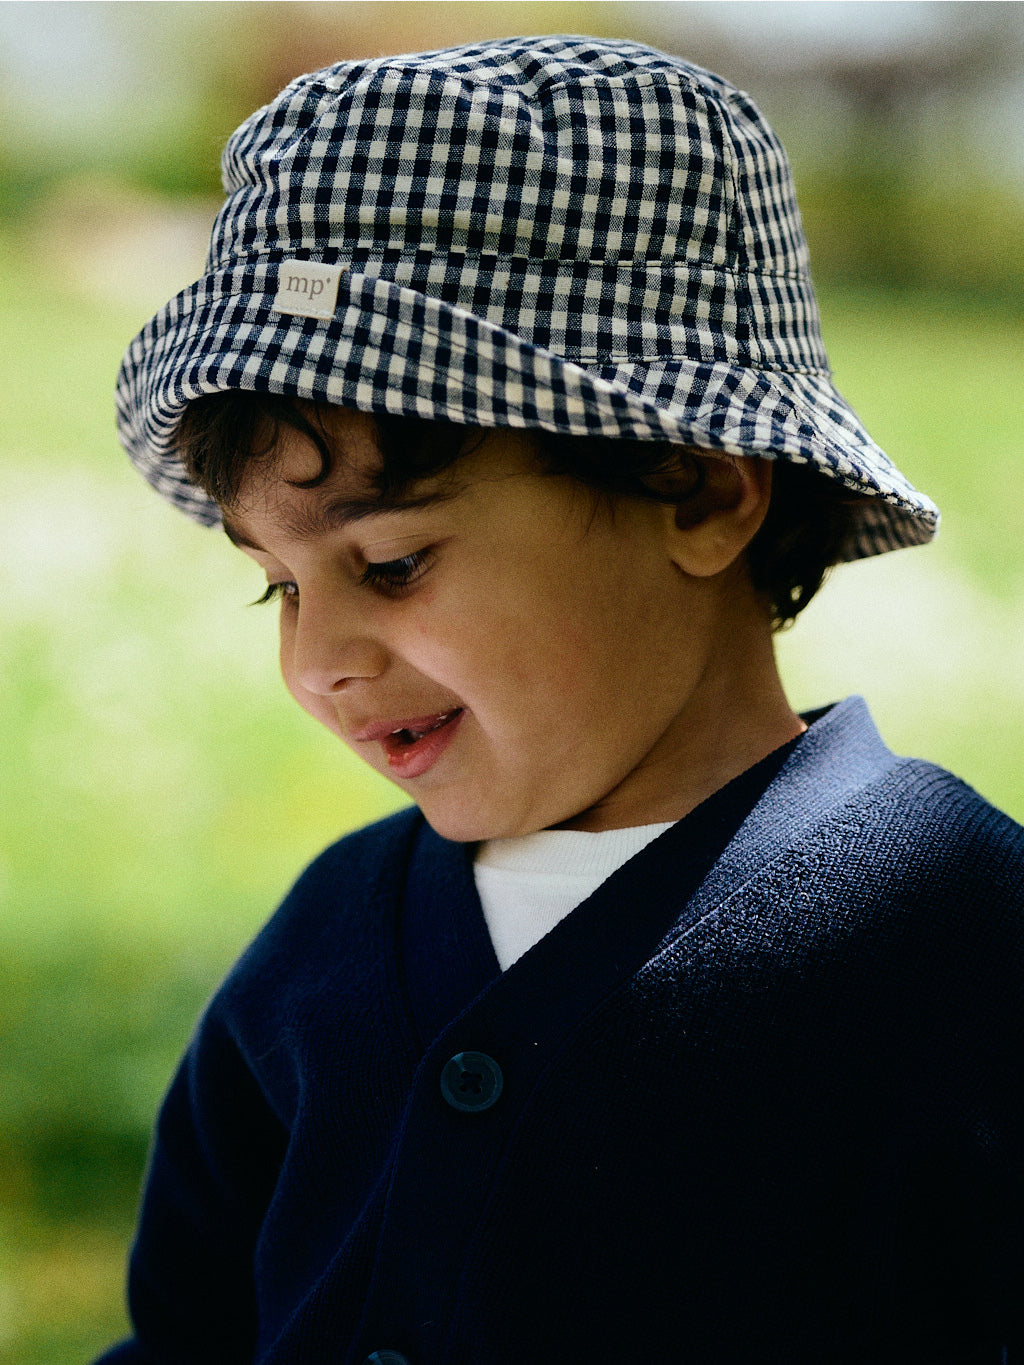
[116,34,938,560]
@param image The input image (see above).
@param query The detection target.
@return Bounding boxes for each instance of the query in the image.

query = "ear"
[665,454,773,578]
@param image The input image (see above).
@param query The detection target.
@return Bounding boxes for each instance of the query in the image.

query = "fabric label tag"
[271,261,345,319]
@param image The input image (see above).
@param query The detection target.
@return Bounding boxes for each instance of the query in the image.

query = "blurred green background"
[1,3,1022,1360]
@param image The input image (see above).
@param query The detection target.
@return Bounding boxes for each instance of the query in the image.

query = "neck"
[555,586,804,832]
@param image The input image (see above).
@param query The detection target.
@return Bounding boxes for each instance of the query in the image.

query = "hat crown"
[208,35,824,374]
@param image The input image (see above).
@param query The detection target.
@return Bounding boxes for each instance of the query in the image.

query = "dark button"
[363,1352,411,1365]
[440,1050,503,1112]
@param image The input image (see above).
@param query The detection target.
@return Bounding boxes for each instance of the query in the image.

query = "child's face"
[223,408,769,840]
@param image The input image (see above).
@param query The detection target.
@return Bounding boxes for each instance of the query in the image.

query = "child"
[99,36,1022,1364]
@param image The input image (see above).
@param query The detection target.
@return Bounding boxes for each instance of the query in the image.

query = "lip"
[351,708,465,779]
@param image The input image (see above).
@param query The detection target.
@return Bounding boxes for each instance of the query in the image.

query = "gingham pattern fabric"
[116,35,938,560]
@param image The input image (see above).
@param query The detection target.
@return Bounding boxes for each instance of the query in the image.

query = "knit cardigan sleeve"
[921,786,1024,1349]
[95,808,425,1364]
[112,1004,288,1361]
[906,776,1024,1352]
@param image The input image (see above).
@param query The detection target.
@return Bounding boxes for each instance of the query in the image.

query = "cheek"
[434,598,613,731]
[491,570,696,726]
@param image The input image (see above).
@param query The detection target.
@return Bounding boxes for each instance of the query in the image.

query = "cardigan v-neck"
[398,727,803,1053]
[474,821,676,970]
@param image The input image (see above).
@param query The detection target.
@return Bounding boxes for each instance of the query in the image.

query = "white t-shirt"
[474,822,675,971]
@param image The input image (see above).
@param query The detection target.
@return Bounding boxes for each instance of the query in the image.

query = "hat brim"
[117,262,938,561]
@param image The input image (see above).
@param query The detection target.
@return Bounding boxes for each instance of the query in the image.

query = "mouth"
[358,708,465,779]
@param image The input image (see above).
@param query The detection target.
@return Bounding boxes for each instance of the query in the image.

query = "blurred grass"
[1,229,1022,1362]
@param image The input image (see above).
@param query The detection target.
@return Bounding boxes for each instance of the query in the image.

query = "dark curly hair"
[178,390,866,630]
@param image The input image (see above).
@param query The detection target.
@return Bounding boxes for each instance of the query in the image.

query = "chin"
[418,806,508,844]
[414,795,544,845]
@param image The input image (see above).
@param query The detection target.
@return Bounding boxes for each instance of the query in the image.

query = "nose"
[285,588,389,696]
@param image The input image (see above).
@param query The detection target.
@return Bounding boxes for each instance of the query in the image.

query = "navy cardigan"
[98,699,1024,1364]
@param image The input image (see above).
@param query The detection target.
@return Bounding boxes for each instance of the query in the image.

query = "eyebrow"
[221,488,452,553]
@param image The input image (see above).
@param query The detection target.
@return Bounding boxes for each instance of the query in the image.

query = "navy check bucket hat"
[116,34,938,560]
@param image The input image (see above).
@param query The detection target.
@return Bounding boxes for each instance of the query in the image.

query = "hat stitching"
[124,283,932,521]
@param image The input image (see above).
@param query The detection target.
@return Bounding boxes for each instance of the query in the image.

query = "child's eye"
[251,581,298,607]
[359,550,432,594]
